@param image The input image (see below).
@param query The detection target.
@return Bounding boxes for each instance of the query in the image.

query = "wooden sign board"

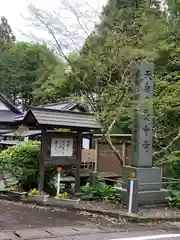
[81,149,96,163]
[42,131,78,165]
[51,138,73,157]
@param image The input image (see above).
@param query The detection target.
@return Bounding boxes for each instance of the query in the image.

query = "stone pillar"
[132,62,153,167]
[120,62,168,205]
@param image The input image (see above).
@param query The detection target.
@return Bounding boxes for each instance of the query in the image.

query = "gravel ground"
[0,198,180,239]
[79,201,180,219]
[0,199,127,231]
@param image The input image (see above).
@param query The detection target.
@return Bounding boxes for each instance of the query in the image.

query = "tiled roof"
[0,93,22,114]
[0,140,20,145]
[0,110,21,123]
[17,107,100,130]
[41,100,86,112]
[1,130,41,137]
[0,93,22,123]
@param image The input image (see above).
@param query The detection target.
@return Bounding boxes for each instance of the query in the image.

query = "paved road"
[0,200,180,240]
[1,226,180,239]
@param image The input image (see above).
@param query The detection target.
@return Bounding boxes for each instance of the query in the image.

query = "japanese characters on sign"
[144,70,153,81]
[131,62,154,167]
[141,69,153,153]
[144,81,151,93]
[51,138,73,157]
[142,140,150,153]
[143,109,150,121]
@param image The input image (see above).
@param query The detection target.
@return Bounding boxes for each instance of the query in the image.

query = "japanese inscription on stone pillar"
[132,62,154,167]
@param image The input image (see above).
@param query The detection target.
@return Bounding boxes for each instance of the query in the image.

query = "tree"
[0,16,16,52]
[33,60,68,105]
[66,0,169,165]
[152,0,180,166]
[0,42,64,109]
[26,0,170,166]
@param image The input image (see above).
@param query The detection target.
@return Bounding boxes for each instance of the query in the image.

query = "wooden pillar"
[122,142,126,165]
[38,129,46,191]
[75,131,82,193]
[89,134,93,149]
[95,139,98,171]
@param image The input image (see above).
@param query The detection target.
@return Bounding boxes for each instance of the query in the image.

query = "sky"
[0,0,107,149]
[0,0,108,45]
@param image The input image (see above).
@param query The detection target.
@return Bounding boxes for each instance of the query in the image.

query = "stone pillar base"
[120,166,169,205]
[119,187,169,205]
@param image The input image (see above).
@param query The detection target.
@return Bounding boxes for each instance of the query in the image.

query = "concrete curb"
[24,200,180,223]
[0,194,180,223]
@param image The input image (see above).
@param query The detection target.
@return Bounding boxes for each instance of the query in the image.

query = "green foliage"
[32,59,68,105]
[81,182,122,204]
[0,141,40,190]
[0,42,65,109]
[61,0,170,165]
[0,141,60,194]
[162,151,180,191]
[167,191,180,208]
[65,1,168,138]
[171,152,180,179]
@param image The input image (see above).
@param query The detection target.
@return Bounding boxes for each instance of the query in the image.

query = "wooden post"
[38,129,46,191]
[75,131,82,193]
[95,139,98,171]
[122,142,126,165]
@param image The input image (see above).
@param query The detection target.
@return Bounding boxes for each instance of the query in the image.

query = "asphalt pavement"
[0,199,180,240]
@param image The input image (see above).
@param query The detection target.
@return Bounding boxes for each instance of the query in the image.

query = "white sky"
[0,0,108,43]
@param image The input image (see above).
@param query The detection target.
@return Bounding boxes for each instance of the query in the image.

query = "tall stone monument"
[121,61,168,205]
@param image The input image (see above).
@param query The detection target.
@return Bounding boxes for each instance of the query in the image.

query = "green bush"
[0,141,40,190]
[171,152,180,179]
[164,151,180,190]
[167,190,180,208]
[0,141,70,195]
[81,182,122,204]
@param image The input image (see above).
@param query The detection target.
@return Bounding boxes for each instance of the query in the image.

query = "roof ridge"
[61,100,78,110]
[0,93,22,114]
[40,100,75,108]
[30,107,93,116]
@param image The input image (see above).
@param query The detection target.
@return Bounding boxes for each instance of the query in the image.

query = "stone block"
[15,229,50,238]
[0,232,17,239]
[122,166,162,191]
[46,226,77,236]
[119,187,169,205]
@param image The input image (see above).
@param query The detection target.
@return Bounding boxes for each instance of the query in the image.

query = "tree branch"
[102,133,124,165]
[153,128,180,157]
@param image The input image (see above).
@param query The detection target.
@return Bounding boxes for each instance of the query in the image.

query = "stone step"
[1,226,105,239]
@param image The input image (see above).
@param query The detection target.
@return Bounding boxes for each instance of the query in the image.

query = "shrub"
[0,141,40,190]
[81,182,122,204]
[167,190,180,208]
[0,141,75,195]
[164,151,180,190]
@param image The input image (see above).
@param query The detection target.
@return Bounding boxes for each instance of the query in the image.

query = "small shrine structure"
[15,107,100,192]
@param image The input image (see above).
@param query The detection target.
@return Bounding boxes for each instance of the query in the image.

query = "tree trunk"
[103,133,125,166]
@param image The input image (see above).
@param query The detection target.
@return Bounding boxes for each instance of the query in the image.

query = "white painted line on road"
[110,233,180,240]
